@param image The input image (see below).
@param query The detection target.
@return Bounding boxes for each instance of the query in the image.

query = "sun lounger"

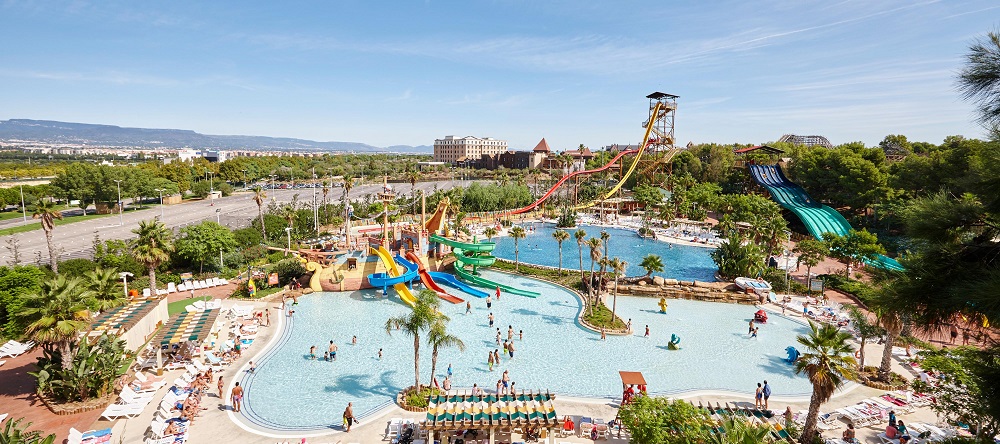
[579,416,593,437]
[101,402,146,420]
[0,340,35,358]
[199,279,209,288]
[877,432,900,444]
[208,298,222,309]
[116,386,156,406]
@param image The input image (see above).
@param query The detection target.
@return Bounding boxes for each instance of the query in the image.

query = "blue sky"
[1,1,997,150]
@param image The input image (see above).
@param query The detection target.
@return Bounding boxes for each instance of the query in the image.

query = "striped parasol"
[90,300,156,335]
[153,309,221,346]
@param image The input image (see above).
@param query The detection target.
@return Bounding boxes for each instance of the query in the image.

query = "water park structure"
[748,164,904,271]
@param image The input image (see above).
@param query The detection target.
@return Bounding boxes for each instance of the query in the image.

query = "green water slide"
[748,164,904,272]
[429,234,540,297]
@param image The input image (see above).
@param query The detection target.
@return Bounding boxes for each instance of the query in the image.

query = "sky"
[1,1,998,150]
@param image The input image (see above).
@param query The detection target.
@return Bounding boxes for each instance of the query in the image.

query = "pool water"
[491,224,717,281]
[241,270,817,432]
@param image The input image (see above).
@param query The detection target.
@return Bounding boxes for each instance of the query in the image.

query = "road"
[0,179,479,266]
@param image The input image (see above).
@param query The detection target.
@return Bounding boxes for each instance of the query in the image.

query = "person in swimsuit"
[488,312,494,327]
[351,335,357,345]
[488,350,495,371]
[519,330,523,341]
[231,382,244,412]
[217,376,224,397]
[508,341,515,358]
[507,326,514,341]
[466,301,472,314]
[329,341,338,361]
[487,296,492,309]
[343,402,356,432]
[309,345,317,360]
[645,325,650,337]
[754,383,763,409]
[378,348,383,360]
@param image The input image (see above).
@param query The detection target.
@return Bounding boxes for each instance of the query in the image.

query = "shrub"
[30,333,130,403]
[268,259,306,286]
[57,258,98,277]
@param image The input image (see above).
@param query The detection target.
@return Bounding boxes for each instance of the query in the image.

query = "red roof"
[532,138,551,153]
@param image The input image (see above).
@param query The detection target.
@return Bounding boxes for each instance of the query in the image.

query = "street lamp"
[208,172,215,206]
[113,179,123,226]
[312,167,319,235]
[241,169,248,190]
[284,227,292,256]
[215,208,221,225]
[154,188,164,219]
[119,271,134,299]
[19,182,26,222]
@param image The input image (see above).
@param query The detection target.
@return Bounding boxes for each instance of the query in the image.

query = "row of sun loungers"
[184,299,223,313]
[142,278,230,298]
[67,426,113,444]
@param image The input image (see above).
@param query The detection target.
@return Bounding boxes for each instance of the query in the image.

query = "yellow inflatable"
[658,297,668,313]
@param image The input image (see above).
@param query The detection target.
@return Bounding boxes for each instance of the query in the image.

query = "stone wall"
[617,276,758,305]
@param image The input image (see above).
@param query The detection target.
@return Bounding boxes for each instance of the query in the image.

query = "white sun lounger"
[166,282,177,294]
[101,402,146,420]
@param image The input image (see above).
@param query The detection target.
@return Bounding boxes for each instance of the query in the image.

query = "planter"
[38,392,115,416]
[397,386,432,412]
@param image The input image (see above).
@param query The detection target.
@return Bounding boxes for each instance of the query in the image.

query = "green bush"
[233,227,264,248]
[404,386,441,408]
[30,333,130,403]
[819,273,878,302]
[268,259,306,286]
[57,258,98,277]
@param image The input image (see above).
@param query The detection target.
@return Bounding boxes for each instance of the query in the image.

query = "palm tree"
[83,266,125,312]
[639,254,664,277]
[844,305,883,371]
[385,290,440,390]
[958,31,1000,127]
[16,276,93,369]
[553,229,570,274]
[876,309,903,382]
[32,199,63,274]
[793,322,857,443]
[608,257,627,323]
[427,319,465,386]
[600,230,611,275]
[484,226,498,242]
[587,237,603,311]
[707,416,773,444]
[131,219,174,299]
[279,204,296,230]
[252,186,267,241]
[574,228,587,280]
[509,226,526,272]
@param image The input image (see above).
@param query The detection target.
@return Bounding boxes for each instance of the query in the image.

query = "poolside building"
[433,135,508,163]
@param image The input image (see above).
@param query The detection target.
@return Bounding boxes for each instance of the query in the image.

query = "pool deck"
[91,296,937,444]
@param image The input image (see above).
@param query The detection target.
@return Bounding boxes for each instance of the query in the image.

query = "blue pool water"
[491,224,717,281]
[241,270,816,432]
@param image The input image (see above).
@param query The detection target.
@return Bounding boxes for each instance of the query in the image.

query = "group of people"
[754,380,772,409]
[308,340,340,361]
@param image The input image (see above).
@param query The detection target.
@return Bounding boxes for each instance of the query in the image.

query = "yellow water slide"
[369,245,417,307]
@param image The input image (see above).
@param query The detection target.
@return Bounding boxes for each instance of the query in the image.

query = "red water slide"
[505,148,639,215]
[404,252,464,304]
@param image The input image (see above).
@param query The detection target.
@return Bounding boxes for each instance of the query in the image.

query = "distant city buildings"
[777,134,833,149]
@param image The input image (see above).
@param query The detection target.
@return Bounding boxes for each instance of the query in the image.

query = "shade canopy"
[423,390,559,432]
[153,309,220,346]
[619,371,647,386]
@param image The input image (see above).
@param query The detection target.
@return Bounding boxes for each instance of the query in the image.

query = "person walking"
[754,383,763,409]
[231,382,244,412]
[343,402,356,432]
[762,380,771,409]
[217,375,224,398]
[495,286,501,301]
[466,301,472,314]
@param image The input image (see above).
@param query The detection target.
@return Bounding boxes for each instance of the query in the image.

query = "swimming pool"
[240,270,818,433]
[491,224,717,282]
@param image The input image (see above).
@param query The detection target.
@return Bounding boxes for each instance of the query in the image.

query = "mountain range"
[0,119,432,153]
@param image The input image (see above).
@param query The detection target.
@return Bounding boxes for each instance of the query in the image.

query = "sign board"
[179,272,194,282]
[268,273,279,286]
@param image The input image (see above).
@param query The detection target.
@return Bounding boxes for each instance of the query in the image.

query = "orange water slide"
[404,252,464,304]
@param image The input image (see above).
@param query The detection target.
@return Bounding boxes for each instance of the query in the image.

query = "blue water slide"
[367,254,419,288]
[747,164,904,271]
[428,271,490,298]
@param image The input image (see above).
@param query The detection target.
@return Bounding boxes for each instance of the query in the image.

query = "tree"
[632,184,664,211]
[130,219,174,297]
[252,186,268,241]
[16,276,92,370]
[0,417,57,444]
[711,233,765,280]
[874,306,903,382]
[509,226,526,272]
[822,229,886,274]
[83,266,125,312]
[707,416,774,444]
[176,221,237,273]
[639,254,664,277]
[608,257,627,324]
[385,290,440,390]
[587,237,603,310]
[617,396,715,444]
[958,31,1000,128]
[793,239,827,294]
[574,228,587,281]
[484,226,498,242]
[843,305,883,371]
[427,318,465,386]
[600,230,611,275]
[793,322,857,444]
[552,229,570,274]
[32,199,63,274]
[913,347,1000,440]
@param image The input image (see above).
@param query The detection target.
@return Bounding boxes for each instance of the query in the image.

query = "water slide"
[429,234,541,297]
[426,271,489,298]
[404,251,465,304]
[368,246,418,307]
[748,164,904,271]
[501,102,665,215]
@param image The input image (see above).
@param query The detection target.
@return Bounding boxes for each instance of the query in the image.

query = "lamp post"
[284,227,292,256]
[154,188,164,220]
[208,172,214,206]
[119,271,134,299]
[312,167,319,235]
[113,179,123,226]
[216,208,221,225]
[19,182,26,222]
[241,169,248,190]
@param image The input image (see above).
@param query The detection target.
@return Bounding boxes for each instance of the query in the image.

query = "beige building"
[433,135,507,163]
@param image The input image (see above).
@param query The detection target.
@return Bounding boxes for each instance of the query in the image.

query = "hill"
[0,119,431,153]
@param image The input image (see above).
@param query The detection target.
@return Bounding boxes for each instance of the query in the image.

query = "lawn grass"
[582,303,628,330]
[0,211,27,222]
[0,212,112,236]
[167,297,207,316]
